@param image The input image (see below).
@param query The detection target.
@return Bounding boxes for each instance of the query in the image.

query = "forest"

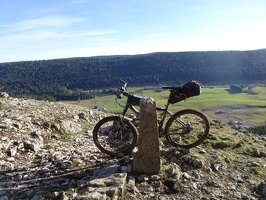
[0,49,266,101]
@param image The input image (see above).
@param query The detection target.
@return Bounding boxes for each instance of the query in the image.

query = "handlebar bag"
[169,80,202,104]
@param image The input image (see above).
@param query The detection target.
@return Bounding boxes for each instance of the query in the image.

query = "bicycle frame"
[117,92,186,137]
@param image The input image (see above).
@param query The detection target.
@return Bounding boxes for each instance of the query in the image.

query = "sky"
[1,0,266,63]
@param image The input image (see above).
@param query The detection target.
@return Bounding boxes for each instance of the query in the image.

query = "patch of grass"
[66,86,266,126]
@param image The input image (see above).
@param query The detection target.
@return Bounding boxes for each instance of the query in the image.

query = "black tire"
[93,116,138,156]
[164,109,209,149]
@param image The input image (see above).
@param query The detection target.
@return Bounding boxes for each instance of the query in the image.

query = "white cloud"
[1,16,81,42]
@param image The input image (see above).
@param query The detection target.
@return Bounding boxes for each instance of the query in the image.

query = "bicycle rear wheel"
[93,116,138,156]
[165,109,209,149]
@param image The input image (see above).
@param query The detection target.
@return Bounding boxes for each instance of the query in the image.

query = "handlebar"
[113,79,129,99]
[119,79,127,87]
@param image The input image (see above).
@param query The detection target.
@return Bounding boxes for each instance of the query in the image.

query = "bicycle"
[93,79,210,156]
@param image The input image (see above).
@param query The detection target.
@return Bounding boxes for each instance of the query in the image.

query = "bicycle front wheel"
[93,116,138,156]
[165,109,209,149]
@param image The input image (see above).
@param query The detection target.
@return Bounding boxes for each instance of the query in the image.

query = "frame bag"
[169,80,202,104]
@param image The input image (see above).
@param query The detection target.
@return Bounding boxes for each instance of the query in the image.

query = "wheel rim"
[95,119,136,155]
[167,112,208,147]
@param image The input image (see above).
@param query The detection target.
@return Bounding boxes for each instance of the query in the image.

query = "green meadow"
[73,86,266,126]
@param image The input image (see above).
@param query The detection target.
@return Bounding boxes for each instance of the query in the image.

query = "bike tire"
[93,116,138,156]
[164,109,209,149]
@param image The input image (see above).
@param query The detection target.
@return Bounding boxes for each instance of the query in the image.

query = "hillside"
[0,92,266,199]
[1,49,266,101]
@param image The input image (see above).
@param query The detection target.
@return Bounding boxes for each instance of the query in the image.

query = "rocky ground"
[0,92,266,200]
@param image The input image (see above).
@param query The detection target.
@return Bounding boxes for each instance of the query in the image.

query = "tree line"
[0,49,266,101]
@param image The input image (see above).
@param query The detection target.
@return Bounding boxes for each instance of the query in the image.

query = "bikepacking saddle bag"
[169,80,202,104]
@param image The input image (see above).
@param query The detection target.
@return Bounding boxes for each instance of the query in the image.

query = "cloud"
[0,12,120,60]
[20,16,83,31]
[0,16,85,39]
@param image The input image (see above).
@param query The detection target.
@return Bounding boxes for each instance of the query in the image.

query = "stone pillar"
[133,97,161,174]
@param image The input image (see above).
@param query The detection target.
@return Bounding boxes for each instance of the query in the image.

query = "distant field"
[66,86,266,126]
